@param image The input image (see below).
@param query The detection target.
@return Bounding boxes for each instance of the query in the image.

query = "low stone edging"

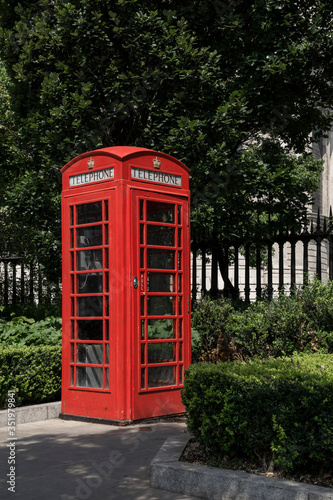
[0,401,61,427]
[150,435,333,500]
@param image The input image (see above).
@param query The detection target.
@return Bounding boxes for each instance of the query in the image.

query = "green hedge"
[0,345,62,408]
[182,354,333,474]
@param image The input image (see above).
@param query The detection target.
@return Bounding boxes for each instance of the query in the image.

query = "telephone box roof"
[61,146,189,173]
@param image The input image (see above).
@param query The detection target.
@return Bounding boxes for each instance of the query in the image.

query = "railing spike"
[317,207,321,231]
[310,219,314,234]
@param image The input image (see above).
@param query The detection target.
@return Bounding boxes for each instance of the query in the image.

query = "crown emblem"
[153,157,161,169]
[87,157,94,169]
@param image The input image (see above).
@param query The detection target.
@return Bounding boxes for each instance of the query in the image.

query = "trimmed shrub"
[181,354,333,474]
[0,345,62,408]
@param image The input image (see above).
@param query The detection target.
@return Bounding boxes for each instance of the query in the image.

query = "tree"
[0,0,332,281]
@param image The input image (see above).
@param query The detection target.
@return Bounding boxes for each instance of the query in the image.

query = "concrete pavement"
[1,406,333,500]
[0,417,196,500]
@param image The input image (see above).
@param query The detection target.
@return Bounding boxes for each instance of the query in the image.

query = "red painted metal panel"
[61,147,190,423]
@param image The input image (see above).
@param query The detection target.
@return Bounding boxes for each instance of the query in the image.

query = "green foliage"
[0,316,62,346]
[0,1,331,279]
[182,354,333,474]
[0,345,62,408]
[1,301,61,321]
[296,277,333,333]
[192,279,333,361]
[191,298,234,362]
[148,319,173,339]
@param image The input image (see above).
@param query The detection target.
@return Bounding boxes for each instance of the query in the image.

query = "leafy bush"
[0,345,62,408]
[192,278,333,361]
[228,294,308,358]
[0,302,61,321]
[0,316,62,346]
[296,278,333,333]
[191,298,236,362]
[182,354,333,474]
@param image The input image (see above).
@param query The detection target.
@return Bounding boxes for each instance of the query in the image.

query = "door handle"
[133,276,138,289]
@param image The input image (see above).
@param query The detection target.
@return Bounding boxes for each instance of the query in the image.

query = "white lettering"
[131,167,181,187]
[69,168,114,187]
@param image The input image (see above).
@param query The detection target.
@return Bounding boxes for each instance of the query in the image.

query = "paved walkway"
[0,418,197,500]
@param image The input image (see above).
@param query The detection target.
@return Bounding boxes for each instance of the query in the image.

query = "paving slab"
[0,418,196,500]
[151,435,333,500]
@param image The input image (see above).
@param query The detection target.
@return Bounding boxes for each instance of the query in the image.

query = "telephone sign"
[60,146,191,423]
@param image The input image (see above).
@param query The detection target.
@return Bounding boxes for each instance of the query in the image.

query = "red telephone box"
[60,146,191,423]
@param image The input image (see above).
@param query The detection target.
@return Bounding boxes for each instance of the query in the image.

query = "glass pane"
[104,200,109,221]
[179,342,183,361]
[104,224,109,245]
[77,226,103,247]
[141,343,145,364]
[70,229,74,248]
[148,318,175,338]
[70,206,74,226]
[71,343,74,362]
[77,249,103,271]
[148,366,176,388]
[147,225,175,246]
[147,296,175,316]
[77,320,103,340]
[71,320,75,339]
[104,249,109,269]
[147,273,174,293]
[105,368,109,389]
[147,201,174,223]
[77,202,102,225]
[140,225,144,244]
[105,344,109,364]
[70,366,74,386]
[77,343,103,364]
[178,251,182,270]
[76,366,103,388]
[141,368,146,389]
[140,200,144,221]
[77,273,103,294]
[179,365,183,385]
[140,248,145,268]
[178,296,183,315]
[105,320,109,341]
[105,272,109,293]
[147,249,175,269]
[178,274,182,292]
[148,342,176,363]
[178,205,182,225]
[77,296,103,317]
[179,319,183,339]
[141,319,145,340]
[178,228,182,247]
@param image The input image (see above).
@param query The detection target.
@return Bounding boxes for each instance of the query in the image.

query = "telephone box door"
[131,190,191,420]
[62,190,116,419]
